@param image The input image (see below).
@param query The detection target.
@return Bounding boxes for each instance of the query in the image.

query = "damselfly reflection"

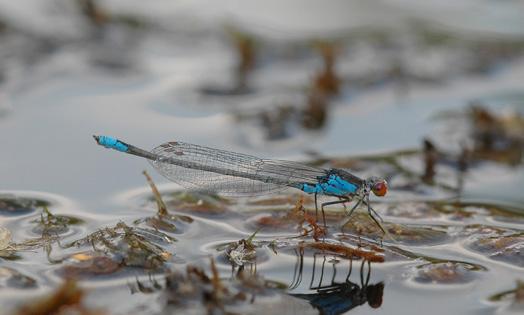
[289,247,384,315]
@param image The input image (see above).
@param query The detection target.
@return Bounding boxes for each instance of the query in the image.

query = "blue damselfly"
[93,135,388,232]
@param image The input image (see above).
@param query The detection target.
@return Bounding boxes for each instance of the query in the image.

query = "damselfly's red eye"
[372,180,388,197]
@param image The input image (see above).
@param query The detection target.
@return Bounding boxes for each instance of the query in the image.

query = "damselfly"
[93,135,388,232]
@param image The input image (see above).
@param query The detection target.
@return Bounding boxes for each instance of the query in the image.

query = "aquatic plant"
[134,171,193,233]
[224,229,259,267]
[67,222,174,269]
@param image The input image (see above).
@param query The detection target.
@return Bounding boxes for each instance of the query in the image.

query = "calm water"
[0,1,523,314]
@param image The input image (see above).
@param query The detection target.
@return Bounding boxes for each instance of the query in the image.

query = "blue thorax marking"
[97,135,129,152]
[300,174,358,196]
[301,183,319,194]
[328,174,358,193]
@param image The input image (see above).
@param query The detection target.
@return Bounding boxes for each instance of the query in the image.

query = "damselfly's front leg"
[365,195,386,235]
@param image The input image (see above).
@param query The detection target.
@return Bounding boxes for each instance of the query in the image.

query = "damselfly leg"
[314,193,319,221]
[365,195,386,235]
[320,196,351,228]
[340,198,363,233]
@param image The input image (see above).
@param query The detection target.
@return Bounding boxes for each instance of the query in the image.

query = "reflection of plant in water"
[290,248,384,314]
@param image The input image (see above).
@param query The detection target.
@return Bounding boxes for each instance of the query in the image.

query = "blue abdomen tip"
[95,135,129,152]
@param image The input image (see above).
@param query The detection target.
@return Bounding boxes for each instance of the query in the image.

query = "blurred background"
[0,0,523,206]
[0,1,523,314]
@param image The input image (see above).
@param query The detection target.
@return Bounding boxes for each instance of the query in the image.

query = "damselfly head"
[367,177,388,197]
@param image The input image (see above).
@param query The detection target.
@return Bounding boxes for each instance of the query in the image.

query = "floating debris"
[57,252,121,279]
[413,262,479,284]
[12,279,105,315]
[67,222,173,269]
[225,230,259,267]
[466,233,524,267]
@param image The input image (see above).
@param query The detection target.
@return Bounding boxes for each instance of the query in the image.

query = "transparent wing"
[148,141,327,196]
